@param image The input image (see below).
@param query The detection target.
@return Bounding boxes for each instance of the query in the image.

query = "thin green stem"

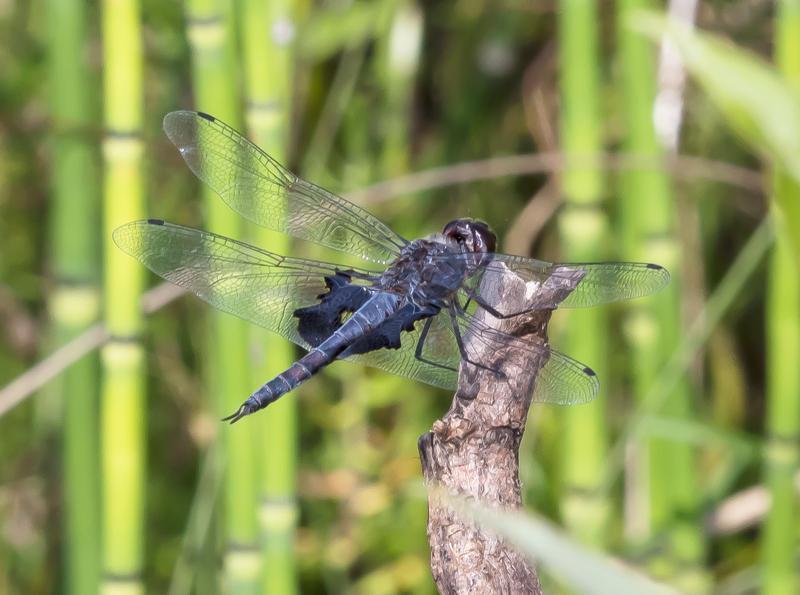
[606,217,774,487]
[760,4,800,592]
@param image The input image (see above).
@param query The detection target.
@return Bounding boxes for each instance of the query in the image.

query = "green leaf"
[629,10,800,268]
[436,489,680,595]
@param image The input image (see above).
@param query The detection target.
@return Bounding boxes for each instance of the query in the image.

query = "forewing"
[163,111,407,264]
[434,253,670,312]
[113,219,379,348]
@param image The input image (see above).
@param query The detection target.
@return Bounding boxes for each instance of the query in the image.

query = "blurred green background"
[1,0,799,594]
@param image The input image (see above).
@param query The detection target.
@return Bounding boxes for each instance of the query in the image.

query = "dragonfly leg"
[448,305,503,377]
[413,317,458,372]
[340,268,380,283]
[465,290,537,319]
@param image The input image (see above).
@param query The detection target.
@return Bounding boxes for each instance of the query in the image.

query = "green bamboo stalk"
[604,217,773,484]
[556,0,610,547]
[46,1,100,592]
[375,1,422,177]
[761,3,800,593]
[616,1,706,589]
[761,213,800,595]
[184,1,259,592]
[238,0,298,592]
[100,0,146,593]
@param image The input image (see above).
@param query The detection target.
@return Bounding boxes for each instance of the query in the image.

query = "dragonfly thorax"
[380,239,467,307]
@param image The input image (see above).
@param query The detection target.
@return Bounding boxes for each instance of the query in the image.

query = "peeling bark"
[419,264,584,594]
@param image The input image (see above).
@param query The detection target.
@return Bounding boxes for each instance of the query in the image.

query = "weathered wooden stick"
[418,264,584,594]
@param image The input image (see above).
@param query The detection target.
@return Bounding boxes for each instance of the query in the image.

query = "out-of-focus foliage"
[633,12,800,177]
[0,1,797,594]
[441,490,681,595]
[633,10,800,269]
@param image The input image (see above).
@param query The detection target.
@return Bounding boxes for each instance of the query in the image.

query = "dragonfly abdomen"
[223,292,404,423]
[236,350,331,415]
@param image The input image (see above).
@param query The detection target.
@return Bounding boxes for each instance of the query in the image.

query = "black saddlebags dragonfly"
[114,111,669,423]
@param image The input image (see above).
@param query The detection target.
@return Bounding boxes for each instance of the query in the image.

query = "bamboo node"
[272,17,296,46]
[258,498,299,531]
[765,436,800,465]
[50,285,100,326]
[622,307,659,345]
[102,135,144,160]
[101,341,144,367]
[557,205,608,248]
[223,546,261,580]
[186,18,225,48]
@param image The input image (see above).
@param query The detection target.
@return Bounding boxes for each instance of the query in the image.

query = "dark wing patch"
[294,273,371,347]
[295,274,434,355]
[112,220,379,350]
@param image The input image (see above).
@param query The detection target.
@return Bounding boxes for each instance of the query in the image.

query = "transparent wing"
[113,219,598,403]
[433,253,670,312]
[456,311,598,405]
[163,111,407,264]
[348,308,598,405]
[113,219,380,348]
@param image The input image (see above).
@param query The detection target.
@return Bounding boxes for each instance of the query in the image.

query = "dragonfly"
[114,111,670,423]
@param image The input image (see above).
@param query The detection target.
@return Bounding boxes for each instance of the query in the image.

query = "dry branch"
[418,265,584,594]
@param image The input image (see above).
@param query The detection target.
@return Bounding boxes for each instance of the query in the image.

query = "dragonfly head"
[442,219,496,254]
